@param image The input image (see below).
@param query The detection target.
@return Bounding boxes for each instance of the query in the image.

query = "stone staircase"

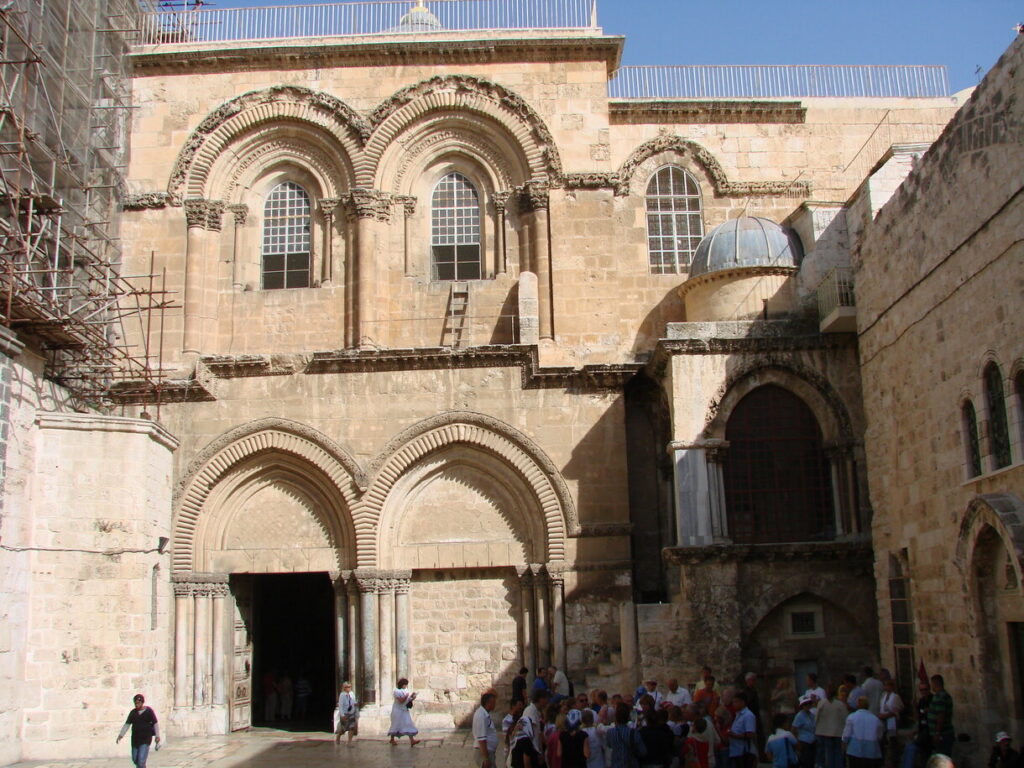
[578,651,635,696]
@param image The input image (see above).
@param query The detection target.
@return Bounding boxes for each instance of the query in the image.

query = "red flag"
[917,658,928,685]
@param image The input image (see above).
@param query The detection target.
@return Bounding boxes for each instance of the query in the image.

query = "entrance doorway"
[250,572,336,731]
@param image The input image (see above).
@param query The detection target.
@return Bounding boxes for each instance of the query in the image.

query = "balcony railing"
[609,65,950,99]
[139,0,599,45]
[817,267,857,334]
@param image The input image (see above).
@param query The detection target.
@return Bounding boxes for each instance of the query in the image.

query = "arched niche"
[379,446,539,570]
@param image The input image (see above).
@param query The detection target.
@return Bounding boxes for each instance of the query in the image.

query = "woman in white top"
[581,708,606,768]
[389,677,421,746]
[335,681,358,745]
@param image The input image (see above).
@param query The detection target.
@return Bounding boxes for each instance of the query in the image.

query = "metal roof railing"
[609,65,950,99]
[139,0,599,45]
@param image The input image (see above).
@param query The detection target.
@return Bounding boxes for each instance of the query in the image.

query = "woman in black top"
[116,694,160,768]
[559,721,590,768]
[638,709,675,768]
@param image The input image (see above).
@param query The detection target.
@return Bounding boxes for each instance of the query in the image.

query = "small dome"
[395,1,443,32]
[689,217,803,278]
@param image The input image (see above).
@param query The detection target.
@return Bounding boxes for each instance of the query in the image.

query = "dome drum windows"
[431,172,482,281]
[646,166,704,274]
[261,182,313,290]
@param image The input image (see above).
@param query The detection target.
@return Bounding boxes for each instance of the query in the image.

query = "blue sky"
[197,0,1021,93]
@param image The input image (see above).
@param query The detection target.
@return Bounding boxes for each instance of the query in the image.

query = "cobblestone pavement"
[5,730,479,768]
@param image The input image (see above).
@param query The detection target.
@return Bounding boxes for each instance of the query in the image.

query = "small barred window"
[431,172,481,281]
[645,166,704,274]
[262,182,311,290]
[963,400,982,478]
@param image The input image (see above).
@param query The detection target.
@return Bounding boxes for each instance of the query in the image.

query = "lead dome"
[689,216,803,278]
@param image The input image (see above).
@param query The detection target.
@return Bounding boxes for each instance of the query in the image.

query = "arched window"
[262,181,311,290]
[645,166,704,274]
[984,363,1012,469]
[723,385,833,544]
[431,172,481,281]
[1016,370,1024,445]
[962,400,982,478]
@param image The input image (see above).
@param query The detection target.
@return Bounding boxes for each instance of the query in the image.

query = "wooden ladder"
[444,281,469,348]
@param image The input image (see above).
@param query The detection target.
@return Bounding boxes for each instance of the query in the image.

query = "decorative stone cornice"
[562,172,619,191]
[123,192,170,210]
[676,265,799,299]
[609,100,807,125]
[201,354,299,378]
[517,180,550,213]
[654,333,854,359]
[35,412,179,451]
[171,572,229,596]
[616,135,812,198]
[107,377,217,405]
[578,523,634,538]
[662,540,872,566]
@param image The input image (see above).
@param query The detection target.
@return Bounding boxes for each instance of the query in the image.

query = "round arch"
[705,362,855,447]
[358,411,578,568]
[361,75,561,186]
[167,85,368,203]
[172,418,366,574]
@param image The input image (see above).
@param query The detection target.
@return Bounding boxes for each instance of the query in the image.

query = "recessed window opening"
[963,400,982,478]
[262,181,311,290]
[985,363,1012,469]
[431,172,481,281]
[645,166,704,274]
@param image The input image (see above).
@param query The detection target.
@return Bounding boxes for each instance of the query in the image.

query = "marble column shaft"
[549,573,566,671]
[193,588,210,706]
[533,568,550,668]
[395,578,411,682]
[211,585,227,706]
[173,583,191,707]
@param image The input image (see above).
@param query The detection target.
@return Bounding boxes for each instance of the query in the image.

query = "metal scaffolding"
[0,0,174,409]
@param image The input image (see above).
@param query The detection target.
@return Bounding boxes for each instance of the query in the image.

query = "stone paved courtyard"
[3,730,477,768]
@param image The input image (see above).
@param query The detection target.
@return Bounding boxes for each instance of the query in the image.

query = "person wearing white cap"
[988,731,1019,768]
[792,696,817,768]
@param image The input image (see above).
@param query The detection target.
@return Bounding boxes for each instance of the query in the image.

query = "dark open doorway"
[252,572,336,732]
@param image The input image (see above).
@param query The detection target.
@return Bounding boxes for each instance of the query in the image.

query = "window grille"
[963,400,982,477]
[262,182,311,290]
[790,611,817,635]
[645,166,704,274]
[984,363,1012,469]
[431,172,481,281]
[722,385,833,544]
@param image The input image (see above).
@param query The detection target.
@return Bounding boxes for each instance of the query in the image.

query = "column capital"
[393,194,418,218]
[184,198,226,231]
[228,203,248,225]
[492,190,512,212]
[319,197,342,218]
[346,188,392,222]
[517,180,550,214]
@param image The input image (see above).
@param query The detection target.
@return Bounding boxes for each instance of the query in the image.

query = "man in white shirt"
[638,679,663,709]
[860,667,884,715]
[803,672,826,705]
[663,678,692,709]
[878,678,904,767]
[473,692,499,768]
[523,689,548,762]
[550,666,571,700]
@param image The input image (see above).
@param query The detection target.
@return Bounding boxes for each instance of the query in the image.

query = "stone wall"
[856,34,1024,746]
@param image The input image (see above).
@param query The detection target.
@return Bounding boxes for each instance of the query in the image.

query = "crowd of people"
[476,664,1003,768]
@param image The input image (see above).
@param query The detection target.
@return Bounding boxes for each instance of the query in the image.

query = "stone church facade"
[0,2,1019,761]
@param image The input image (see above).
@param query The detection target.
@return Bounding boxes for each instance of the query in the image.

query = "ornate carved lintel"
[123,192,170,211]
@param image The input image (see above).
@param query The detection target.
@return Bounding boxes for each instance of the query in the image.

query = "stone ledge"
[609,99,807,125]
[662,539,872,565]
[34,411,179,451]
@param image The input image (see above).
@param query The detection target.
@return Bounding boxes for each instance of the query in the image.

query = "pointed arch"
[955,493,1024,592]
[358,411,578,568]
[362,75,561,186]
[172,418,366,573]
[167,86,369,204]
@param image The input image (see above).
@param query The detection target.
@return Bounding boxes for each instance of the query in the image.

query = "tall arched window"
[645,166,704,274]
[262,181,311,290]
[984,363,1012,469]
[1015,370,1024,445]
[431,172,481,281]
[962,400,982,478]
[723,385,833,544]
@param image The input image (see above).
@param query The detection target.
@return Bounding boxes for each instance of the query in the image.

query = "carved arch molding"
[172,412,578,574]
[144,82,814,209]
[163,76,563,205]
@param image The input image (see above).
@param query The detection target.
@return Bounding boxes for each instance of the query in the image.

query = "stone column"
[228,204,247,291]
[493,191,511,277]
[319,198,340,287]
[333,574,349,688]
[346,578,360,685]
[619,601,639,675]
[182,199,224,357]
[517,567,536,673]
[378,581,396,697]
[395,195,417,277]
[349,189,388,349]
[548,568,566,671]
[211,579,229,706]
[519,182,553,340]
[394,572,412,682]
[706,443,729,540]
[533,566,550,667]
[826,444,859,536]
[172,580,192,707]
[193,583,211,706]
[670,439,729,546]
[356,572,379,705]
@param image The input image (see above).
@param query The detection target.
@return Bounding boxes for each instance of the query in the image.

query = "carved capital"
[346,188,391,222]
[172,581,194,598]
[184,198,225,231]
[492,190,512,214]
[517,180,550,214]
[319,197,342,219]
[228,204,248,226]
[393,194,417,218]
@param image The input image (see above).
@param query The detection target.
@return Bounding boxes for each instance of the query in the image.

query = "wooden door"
[229,576,254,731]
